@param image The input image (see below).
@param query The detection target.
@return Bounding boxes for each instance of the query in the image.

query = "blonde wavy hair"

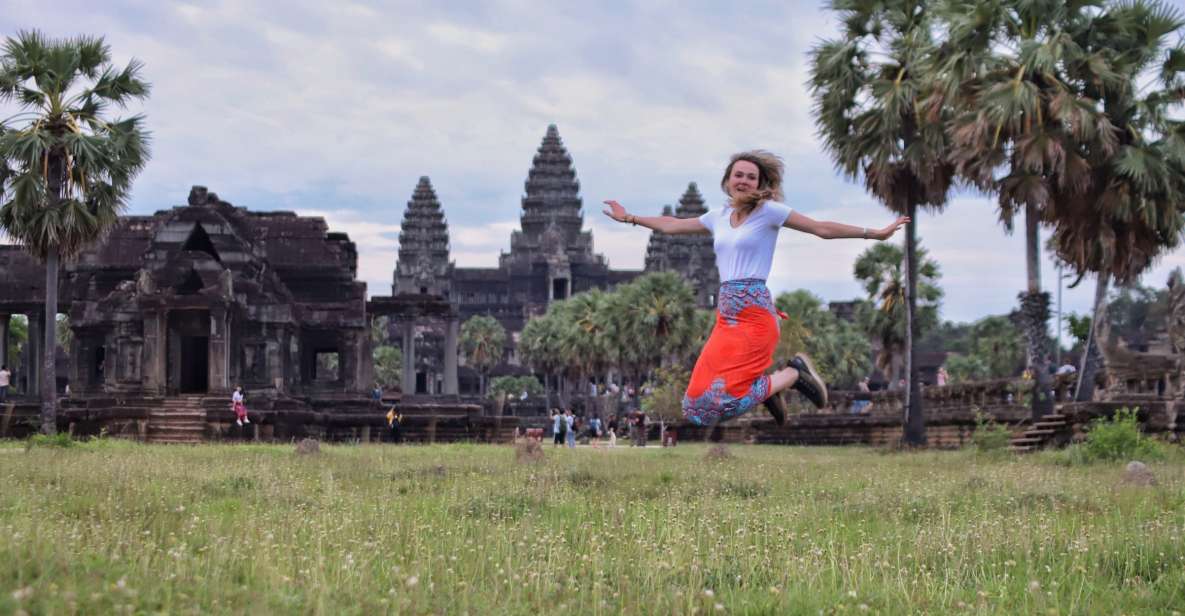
[720,150,785,217]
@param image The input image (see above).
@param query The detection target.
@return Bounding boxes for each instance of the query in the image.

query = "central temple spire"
[507,124,596,264]
[394,176,451,295]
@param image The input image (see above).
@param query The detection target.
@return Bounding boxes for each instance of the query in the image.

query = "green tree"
[640,364,689,442]
[459,315,506,395]
[487,375,543,400]
[1065,313,1092,349]
[944,354,990,383]
[561,289,615,394]
[6,314,27,376]
[0,31,150,433]
[370,316,390,346]
[55,313,70,351]
[518,310,567,407]
[775,291,872,389]
[810,1,956,444]
[967,315,1025,379]
[853,243,942,389]
[372,344,402,389]
[616,272,699,389]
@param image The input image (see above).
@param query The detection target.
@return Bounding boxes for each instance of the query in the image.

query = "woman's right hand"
[602,200,630,223]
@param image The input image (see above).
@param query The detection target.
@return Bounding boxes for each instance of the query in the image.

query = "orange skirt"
[682,279,782,425]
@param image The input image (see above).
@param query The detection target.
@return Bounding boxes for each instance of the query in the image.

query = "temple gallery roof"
[0,186,364,311]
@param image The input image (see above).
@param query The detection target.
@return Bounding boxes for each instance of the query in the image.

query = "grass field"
[1,439,1183,615]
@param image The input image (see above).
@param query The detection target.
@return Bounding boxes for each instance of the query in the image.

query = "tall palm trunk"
[40,148,66,436]
[40,246,58,435]
[1020,204,1054,419]
[558,372,569,409]
[1074,272,1110,401]
[902,205,926,446]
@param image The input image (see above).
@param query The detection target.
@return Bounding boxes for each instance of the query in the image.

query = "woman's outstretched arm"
[784,211,910,240]
[602,200,708,235]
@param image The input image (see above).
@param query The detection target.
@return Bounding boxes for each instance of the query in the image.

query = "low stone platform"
[3,380,1181,448]
[0,394,515,444]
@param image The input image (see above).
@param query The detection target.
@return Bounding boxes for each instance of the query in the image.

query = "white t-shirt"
[0,369,9,387]
[232,391,244,404]
[698,200,793,282]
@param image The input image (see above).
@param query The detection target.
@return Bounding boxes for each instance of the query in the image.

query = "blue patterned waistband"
[720,278,767,289]
[717,279,775,322]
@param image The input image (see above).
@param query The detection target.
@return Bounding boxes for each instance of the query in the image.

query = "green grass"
[1,441,1184,614]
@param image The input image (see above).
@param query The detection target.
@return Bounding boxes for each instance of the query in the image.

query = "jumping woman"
[603,151,908,426]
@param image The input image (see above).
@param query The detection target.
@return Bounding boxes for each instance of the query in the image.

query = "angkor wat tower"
[643,182,719,309]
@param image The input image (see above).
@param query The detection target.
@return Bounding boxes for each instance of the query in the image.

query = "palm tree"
[560,289,615,410]
[617,272,699,388]
[967,315,1026,379]
[518,310,567,407]
[937,0,1185,402]
[0,31,150,434]
[810,0,956,445]
[853,243,942,388]
[459,315,506,395]
[935,0,1106,417]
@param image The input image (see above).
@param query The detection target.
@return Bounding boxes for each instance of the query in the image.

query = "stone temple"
[0,124,718,439]
[383,125,718,394]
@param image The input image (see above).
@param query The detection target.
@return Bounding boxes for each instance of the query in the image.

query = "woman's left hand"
[876,216,910,240]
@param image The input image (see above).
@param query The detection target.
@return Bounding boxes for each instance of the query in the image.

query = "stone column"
[357,323,375,394]
[26,311,43,397]
[288,328,303,393]
[339,329,355,391]
[401,320,416,395]
[208,308,229,393]
[0,313,9,370]
[444,317,459,395]
[266,339,284,393]
[142,309,166,394]
[103,332,118,390]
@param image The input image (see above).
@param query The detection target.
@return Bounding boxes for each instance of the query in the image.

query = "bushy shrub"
[25,432,74,450]
[1080,407,1162,463]
[946,354,990,384]
[970,412,1012,453]
[641,365,690,425]
[488,375,543,401]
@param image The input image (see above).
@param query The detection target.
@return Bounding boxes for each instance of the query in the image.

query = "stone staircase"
[147,396,209,444]
[1009,413,1069,454]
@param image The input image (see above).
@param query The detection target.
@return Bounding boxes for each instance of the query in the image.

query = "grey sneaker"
[762,391,787,426]
[789,353,828,409]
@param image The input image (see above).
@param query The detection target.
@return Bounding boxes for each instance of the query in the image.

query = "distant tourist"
[849,377,872,414]
[604,151,904,428]
[0,364,10,404]
[232,386,250,426]
[371,383,383,401]
[936,367,949,387]
[386,406,403,443]
[564,409,576,448]
[631,411,648,447]
[551,409,565,448]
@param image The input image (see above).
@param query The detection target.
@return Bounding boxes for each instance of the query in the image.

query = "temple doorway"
[179,335,208,392]
[168,310,210,394]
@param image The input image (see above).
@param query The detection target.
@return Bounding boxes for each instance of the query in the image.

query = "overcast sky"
[4,0,1185,336]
